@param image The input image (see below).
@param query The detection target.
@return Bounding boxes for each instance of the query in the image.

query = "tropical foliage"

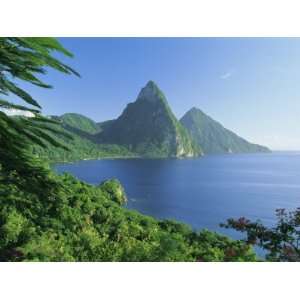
[0,38,78,177]
[221,208,300,261]
[0,167,256,261]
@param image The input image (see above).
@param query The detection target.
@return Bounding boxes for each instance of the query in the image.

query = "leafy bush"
[221,208,300,261]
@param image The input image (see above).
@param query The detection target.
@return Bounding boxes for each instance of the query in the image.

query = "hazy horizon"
[11,38,300,151]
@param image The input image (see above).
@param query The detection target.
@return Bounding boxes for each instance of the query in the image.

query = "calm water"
[54,152,300,238]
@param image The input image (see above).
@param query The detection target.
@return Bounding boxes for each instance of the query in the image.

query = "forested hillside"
[31,116,136,162]
[181,107,270,154]
[0,167,256,261]
[96,81,200,157]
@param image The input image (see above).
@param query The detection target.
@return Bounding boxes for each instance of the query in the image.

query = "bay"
[54,152,300,239]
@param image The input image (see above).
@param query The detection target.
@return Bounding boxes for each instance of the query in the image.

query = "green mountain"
[32,115,136,163]
[180,107,270,154]
[97,119,115,133]
[96,81,200,157]
[59,113,101,134]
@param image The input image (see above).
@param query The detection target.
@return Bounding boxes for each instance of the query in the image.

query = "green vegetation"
[99,179,127,205]
[221,208,300,261]
[181,107,270,154]
[59,113,101,134]
[31,123,136,163]
[29,113,136,163]
[0,38,78,177]
[0,165,256,261]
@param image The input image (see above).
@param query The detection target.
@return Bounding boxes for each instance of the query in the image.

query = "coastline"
[50,150,274,165]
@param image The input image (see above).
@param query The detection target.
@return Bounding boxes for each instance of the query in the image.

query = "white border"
[0,263,299,300]
[1,0,300,36]
[1,0,300,299]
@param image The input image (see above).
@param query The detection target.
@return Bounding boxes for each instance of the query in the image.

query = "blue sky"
[23,38,300,150]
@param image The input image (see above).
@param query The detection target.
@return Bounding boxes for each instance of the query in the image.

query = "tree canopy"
[0,37,79,186]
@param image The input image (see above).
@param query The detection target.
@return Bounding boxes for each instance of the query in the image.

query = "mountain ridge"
[59,113,101,134]
[180,107,270,154]
[95,81,200,157]
[34,81,270,162]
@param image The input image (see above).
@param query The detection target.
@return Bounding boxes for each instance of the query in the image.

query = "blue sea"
[54,152,300,240]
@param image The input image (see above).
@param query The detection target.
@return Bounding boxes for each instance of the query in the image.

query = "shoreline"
[50,150,275,166]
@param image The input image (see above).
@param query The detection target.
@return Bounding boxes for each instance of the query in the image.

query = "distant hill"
[180,107,270,154]
[96,81,200,157]
[59,113,101,134]
[97,119,115,133]
[32,115,135,163]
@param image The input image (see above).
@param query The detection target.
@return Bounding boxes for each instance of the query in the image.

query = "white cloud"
[220,71,232,80]
[1,108,35,118]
